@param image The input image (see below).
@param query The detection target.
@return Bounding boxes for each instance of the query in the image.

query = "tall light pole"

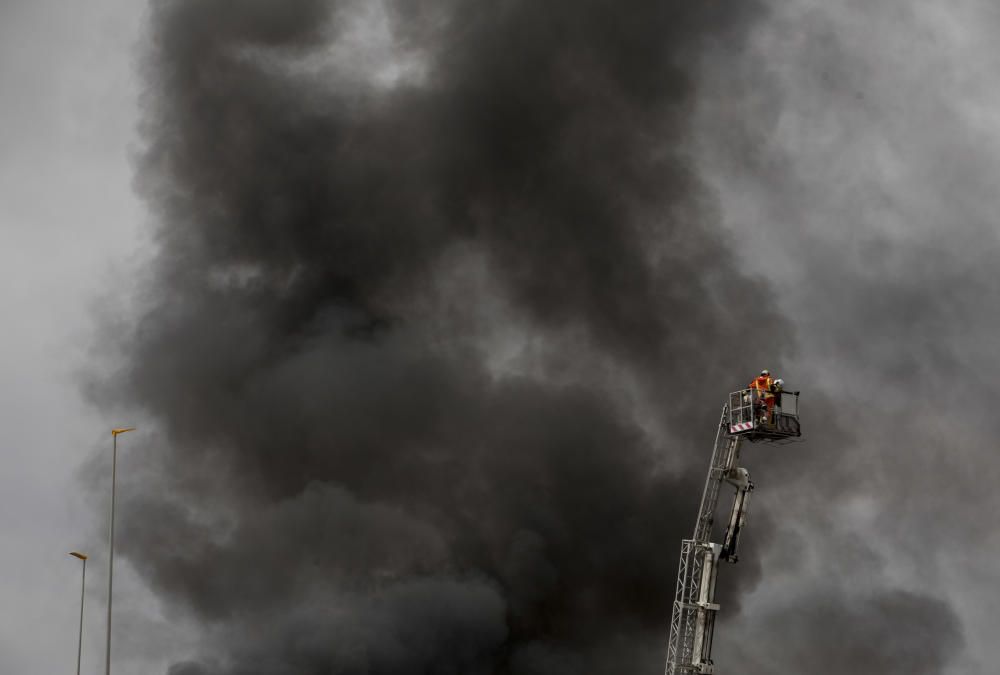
[106,427,135,675]
[69,552,88,675]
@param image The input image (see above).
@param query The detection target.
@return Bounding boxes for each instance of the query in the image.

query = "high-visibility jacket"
[750,375,773,395]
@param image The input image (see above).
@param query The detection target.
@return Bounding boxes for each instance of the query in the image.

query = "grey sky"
[0,1,171,673]
[3,0,1000,674]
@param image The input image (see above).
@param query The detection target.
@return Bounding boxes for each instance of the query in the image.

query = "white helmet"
[774,378,784,388]
[760,369,770,376]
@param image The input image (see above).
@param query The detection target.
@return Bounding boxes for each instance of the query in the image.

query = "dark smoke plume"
[88,0,883,672]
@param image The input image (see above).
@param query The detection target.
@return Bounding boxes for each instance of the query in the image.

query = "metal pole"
[104,427,134,675]
[69,552,88,675]
[105,432,117,675]
[77,556,86,675]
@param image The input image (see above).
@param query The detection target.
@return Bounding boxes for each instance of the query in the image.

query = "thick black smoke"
[92,0,806,672]
[722,590,963,674]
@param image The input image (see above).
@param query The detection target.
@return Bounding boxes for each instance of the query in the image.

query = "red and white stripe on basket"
[730,422,754,433]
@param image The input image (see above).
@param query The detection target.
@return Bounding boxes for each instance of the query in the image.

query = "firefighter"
[772,378,784,407]
[770,378,786,427]
[749,369,774,424]
[749,369,773,395]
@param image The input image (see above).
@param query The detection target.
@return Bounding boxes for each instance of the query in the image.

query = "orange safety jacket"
[750,375,774,397]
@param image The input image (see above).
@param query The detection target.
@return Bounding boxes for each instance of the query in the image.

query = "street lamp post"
[106,427,135,675]
[69,552,88,675]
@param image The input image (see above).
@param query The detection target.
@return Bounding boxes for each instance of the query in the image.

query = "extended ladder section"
[664,389,801,674]
[664,408,746,674]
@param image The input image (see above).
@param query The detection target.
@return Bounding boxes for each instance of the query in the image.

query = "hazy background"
[0,1,176,673]
[2,0,999,673]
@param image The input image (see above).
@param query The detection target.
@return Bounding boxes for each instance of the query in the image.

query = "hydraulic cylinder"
[691,543,721,672]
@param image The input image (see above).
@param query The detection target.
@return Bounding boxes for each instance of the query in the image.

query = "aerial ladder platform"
[664,386,801,674]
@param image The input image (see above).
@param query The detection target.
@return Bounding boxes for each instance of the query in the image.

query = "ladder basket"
[727,388,801,441]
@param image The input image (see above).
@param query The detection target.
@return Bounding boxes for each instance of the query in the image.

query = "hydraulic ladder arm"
[664,406,753,674]
[664,388,800,675]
